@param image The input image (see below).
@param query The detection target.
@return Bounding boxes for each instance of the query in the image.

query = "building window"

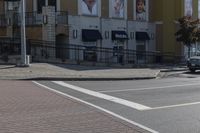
[36,0,57,13]
[136,41,146,63]
[37,0,45,13]
[5,1,20,11]
[48,0,57,10]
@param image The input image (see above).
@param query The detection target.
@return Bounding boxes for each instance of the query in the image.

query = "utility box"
[26,55,30,66]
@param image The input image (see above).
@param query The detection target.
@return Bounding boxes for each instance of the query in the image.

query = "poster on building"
[136,0,146,21]
[81,0,98,15]
[111,0,125,18]
[184,0,193,17]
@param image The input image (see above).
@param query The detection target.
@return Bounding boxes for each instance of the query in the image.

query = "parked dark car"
[187,56,200,72]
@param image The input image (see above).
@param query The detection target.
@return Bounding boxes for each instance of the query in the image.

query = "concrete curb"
[23,76,157,81]
[160,68,188,72]
[0,63,162,81]
[0,70,160,81]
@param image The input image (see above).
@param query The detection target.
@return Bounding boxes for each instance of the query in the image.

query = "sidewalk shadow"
[50,63,113,71]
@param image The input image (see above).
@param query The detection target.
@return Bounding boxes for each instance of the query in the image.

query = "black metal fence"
[0,37,21,55]
[0,38,186,65]
[29,40,185,65]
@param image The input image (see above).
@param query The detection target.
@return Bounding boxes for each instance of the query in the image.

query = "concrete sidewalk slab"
[0,63,160,80]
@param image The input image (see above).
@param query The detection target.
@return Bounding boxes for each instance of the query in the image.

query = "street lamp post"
[20,0,28,66]
[5,0,29,66]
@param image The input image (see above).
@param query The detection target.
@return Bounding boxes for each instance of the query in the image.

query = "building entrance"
[84,42,97,62]
[136,41,146,64]
[113,40,125,64]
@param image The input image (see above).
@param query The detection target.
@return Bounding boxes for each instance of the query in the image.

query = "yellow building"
[0,0,197,64]
[152,0,199,59]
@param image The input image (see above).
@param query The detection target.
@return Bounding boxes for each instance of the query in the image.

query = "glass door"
[84,42,97,62]
[113,40,125,64]
[136,41,146,64]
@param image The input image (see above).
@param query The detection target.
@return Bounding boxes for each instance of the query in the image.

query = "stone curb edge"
[24,76,157,81]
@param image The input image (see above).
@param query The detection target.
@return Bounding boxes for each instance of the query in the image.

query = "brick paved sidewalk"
[0,80,151,133]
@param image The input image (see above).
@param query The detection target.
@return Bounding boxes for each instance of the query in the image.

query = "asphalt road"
[37,74,200,133]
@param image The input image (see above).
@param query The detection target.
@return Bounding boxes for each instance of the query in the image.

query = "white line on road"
[52,81,151,111]
[99,83,200,93]
[144,101,200,111]
[33,81,159,133]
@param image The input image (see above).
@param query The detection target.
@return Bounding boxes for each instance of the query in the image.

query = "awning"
[136,32,150,41]
[82,29,102,42]
[112,31,129,40]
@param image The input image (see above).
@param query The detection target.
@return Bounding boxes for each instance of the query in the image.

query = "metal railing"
[0,38,185,65]
[8,12,43,26]
[29,40,185,65]
[12,11,68,26]
[0,37,21,55]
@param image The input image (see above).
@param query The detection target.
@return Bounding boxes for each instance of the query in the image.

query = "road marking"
[144,101,200,111]
[52,81,151,111]
[33,81,159,133]
[99,83,200,93]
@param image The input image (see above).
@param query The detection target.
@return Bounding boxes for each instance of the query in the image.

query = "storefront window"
[113,40,125,63]
[136,41,146,63]
[83,42,97,61]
